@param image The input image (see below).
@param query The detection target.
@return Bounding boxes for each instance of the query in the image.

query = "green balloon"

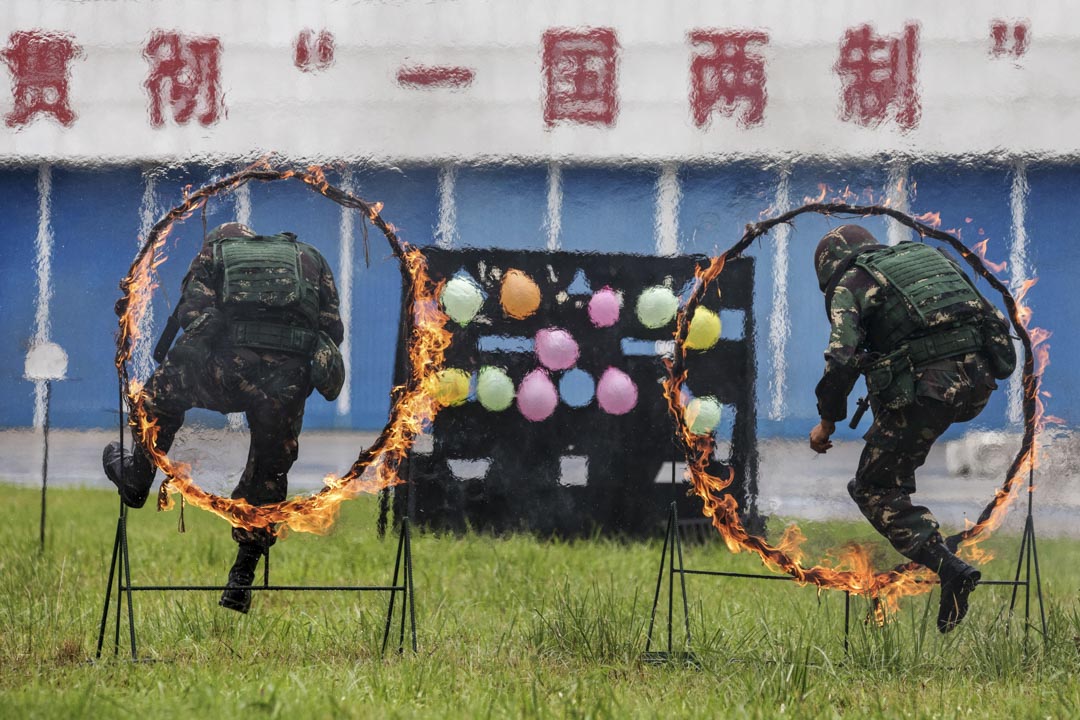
[687,396,722,434]
[635,286,678,329]
[441,276,484,326]
[477,366,515,412]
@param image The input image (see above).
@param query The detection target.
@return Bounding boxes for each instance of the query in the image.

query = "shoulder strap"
[824,245,881,318]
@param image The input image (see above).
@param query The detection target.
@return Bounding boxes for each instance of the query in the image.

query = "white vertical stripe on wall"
[655,163,680,256]
[31,163,54,430]
[227,180,253,430]
[885,160,912,246]
[1007,161,1030,426]
[435,165,458,249]
[234,179,252,227]
[133,168,158,383]
[767,165,792,421]
[545,162,562,251]
[336,170,355,417]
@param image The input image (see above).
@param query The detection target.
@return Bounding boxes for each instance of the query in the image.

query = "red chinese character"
[990,20,1029,58]
[1,30,81,128]
[542,28,619,127]
[144,31,223,127]
[689,30,768,129]
[295,29,334,72]
[834,23,920,131]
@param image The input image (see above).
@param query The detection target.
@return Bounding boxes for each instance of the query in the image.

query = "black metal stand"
[94,500,418,660]
[1003,468,1047,647]
[643,497,1047,662]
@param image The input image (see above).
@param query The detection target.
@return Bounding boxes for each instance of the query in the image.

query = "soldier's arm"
[318,255,345,346]
[175,246,224,336]
[814,278,866,423]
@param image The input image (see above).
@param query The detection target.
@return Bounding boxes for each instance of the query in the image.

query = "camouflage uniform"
[144,231,344,547]
[814,227,1009,558]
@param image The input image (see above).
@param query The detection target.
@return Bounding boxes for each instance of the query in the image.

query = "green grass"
[1,483,1078,719]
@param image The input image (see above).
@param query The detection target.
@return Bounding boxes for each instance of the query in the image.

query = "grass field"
[1,483,1078,719]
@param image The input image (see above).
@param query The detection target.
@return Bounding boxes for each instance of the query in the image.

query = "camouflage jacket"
[176,233,345,350]
[815,258,1006,423]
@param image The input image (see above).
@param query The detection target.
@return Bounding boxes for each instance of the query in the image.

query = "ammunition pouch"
[310,331,345,401]
[904,324,984,367]
[864,348,916,410]
[228,321,317,355]
[981,316,1017,380]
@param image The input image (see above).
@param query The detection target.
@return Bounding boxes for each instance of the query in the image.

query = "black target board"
[391,248,759,538]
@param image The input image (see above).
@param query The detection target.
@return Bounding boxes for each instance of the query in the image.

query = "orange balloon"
[500,268,541,319]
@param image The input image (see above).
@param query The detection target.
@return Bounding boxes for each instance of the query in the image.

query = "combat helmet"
[205,221,256,243]
[814,224,880,292]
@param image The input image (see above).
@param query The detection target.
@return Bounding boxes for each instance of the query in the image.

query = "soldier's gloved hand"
[809,419,835,454]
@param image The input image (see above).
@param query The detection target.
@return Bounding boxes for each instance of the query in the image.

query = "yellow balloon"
[500,268,541,320]
[685,308,722,350]
[434,368,471,407]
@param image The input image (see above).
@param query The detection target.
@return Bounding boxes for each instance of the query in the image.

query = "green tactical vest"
[854,242,986,366]
[215,234,321,354]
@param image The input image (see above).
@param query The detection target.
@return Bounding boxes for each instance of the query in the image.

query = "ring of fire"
[667,202,1053,611]
[114,163,451,538]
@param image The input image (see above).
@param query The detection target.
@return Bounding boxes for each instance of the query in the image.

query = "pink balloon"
[517,369,559,422]
[535,328,580,371]
[588,287,621,328]
[596,367,638,415]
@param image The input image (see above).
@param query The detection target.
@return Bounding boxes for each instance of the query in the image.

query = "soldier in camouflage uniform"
[809,225,1016,632]
[103,222,345,613]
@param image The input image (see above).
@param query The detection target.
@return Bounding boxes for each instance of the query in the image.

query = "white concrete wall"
[0,0,1077,162]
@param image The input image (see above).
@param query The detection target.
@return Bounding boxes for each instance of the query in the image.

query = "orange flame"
[116,164,452,538]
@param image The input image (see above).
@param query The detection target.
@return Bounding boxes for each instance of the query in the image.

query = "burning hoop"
[667,202,1053,612]
[113,162,452,539]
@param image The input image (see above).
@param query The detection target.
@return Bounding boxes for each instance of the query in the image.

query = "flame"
[666,205,1054,616]
[972,238,1008,275]
[115,163,453,538]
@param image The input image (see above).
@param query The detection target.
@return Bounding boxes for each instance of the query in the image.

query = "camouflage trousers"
[144,340,311,548]
[848,384,993,559]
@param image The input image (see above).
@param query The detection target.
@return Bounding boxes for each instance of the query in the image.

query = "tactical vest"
[215,234,321,354]
[854,242,987,366]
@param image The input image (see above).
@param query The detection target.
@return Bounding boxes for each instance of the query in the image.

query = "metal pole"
[381,519,406,655]
[39,380,51,552]
[405,518,417,653]
[644,505,673,653]
[844,591,851,654]
[95,512,123,659]
[674,507,691,647]
[121,508,137,659]
[667,505,675,656]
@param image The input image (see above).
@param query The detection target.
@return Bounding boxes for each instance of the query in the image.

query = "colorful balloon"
[596,367,638,415]
[685,307,722,350]
[588,286,621,328]
[686,395,722,434]
[477,366,515,412]
[558,368,595,408]
[440,276,484,326]
[535,328,580,371]
[500,268,541,320]
[517,369,558,422]
[433,368,471,407]
[635,286,678,329]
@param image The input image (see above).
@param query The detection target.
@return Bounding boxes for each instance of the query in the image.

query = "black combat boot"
[912,539,981,633]
[102,441,157,509]
[219,543,263,614]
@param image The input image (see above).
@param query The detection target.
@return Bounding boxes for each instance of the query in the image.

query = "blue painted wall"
[0,161,1067,435]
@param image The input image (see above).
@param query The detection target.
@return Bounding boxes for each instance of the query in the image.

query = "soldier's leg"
[847,400,956,559]
[221,359,308,613]
[103,359,193,508]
